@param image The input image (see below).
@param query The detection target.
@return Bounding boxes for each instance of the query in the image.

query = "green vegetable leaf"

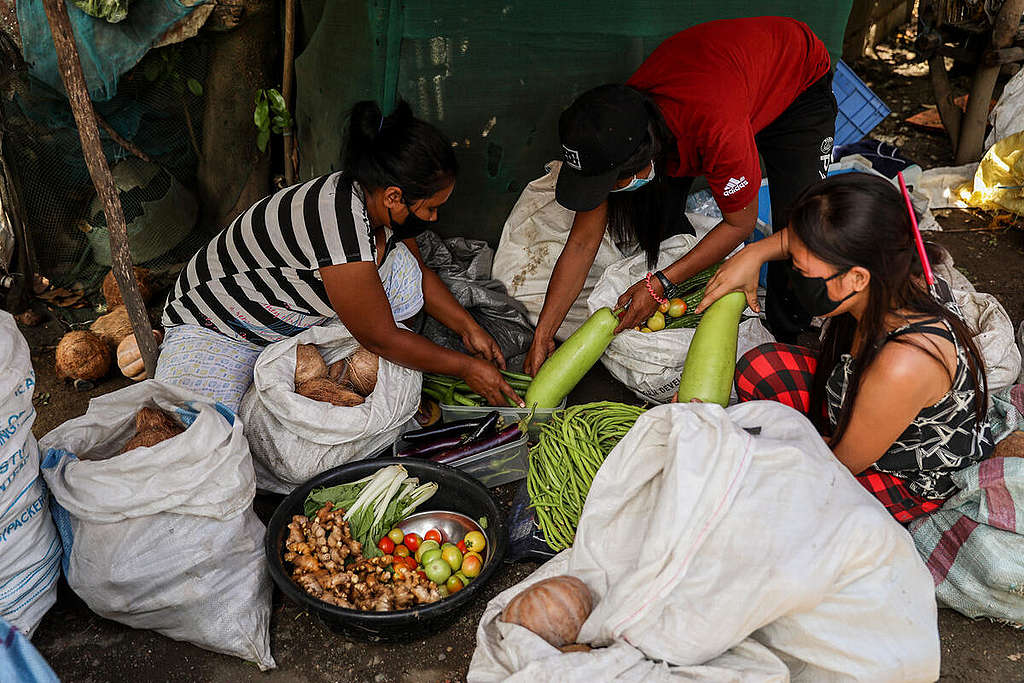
[256,128,270,153]
[186,78,203,96]
[171,80,184,95]
[267,88,287,113]
[254,99,270,130]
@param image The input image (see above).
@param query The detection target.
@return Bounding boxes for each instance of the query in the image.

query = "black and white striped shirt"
[162,173,377,346]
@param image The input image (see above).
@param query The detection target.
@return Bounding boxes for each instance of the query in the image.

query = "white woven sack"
[239,322,421,492]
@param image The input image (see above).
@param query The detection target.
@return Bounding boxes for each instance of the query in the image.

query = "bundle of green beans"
[527,401,647,551]
[422,370,533,407]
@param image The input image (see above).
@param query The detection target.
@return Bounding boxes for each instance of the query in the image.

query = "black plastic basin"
[265,457,508,641]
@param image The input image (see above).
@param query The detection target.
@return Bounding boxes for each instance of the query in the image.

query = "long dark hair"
[343,100,458,201]
[606,88,688,269]
[792,173,988,441]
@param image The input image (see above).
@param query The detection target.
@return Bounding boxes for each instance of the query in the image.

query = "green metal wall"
[295,2,854,244]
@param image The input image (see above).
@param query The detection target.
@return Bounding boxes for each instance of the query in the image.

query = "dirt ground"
[15,26,1024,683]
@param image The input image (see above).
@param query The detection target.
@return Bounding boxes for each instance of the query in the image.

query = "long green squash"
[525,307,619,409]
[676,291,747,406]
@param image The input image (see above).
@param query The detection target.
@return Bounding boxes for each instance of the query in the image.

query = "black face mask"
[387,203,433,240]
[788,265,855,316]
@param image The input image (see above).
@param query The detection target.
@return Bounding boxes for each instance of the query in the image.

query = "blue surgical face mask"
[610,161,655,193]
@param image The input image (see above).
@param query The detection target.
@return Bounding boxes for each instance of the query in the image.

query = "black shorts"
[757,70,838,342]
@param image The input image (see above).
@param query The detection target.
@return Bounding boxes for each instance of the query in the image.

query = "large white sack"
[470,402,940,682]
[932,255,1021,389]
[38,381,274,669]
[588,235,775,403]
[239,323,420,493]
[0,311,59,638]
[492,161,633,342]
[986,66,1024,150]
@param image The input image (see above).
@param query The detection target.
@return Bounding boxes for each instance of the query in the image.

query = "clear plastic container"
[439,399,567,438]
[392,434,529,488]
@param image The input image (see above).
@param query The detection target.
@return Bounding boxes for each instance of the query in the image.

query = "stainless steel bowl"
[397,510,489,564]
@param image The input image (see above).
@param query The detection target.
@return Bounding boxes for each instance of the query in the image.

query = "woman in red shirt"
[525,17,838,374]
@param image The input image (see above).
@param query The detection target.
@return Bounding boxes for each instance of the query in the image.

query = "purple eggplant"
[429,423,523,465]
[400,416,487,443]
[395,433,466,458]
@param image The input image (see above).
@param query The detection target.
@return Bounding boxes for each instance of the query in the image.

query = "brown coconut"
[328,359,348,383]
[136,407,180,434]
[89,305,135,347]
[121,425,182,454]
[297,378,364,407]
[55,330,111,381]
[102,267,152,308]
[345,347,379,396]
[295,344,328,386]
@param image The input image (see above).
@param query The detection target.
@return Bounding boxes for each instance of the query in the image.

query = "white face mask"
[610,161,656,193]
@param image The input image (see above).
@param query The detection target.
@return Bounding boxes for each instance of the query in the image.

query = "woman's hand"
[696,248,763,314]
[614,279,660,333]
[524,334,556,376]
[462,357,524,407]
[461,324,506,369]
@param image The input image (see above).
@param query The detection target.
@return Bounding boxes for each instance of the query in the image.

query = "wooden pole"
[282,0,297,186]
[955,0,1024,164]
[41,0,158,377]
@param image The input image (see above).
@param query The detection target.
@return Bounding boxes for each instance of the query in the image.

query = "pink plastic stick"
[897,171,935,288]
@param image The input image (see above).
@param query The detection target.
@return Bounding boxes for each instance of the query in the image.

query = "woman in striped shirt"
[157,100,522,411]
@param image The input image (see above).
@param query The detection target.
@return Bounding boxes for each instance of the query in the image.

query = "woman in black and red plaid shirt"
[698,173,994,523]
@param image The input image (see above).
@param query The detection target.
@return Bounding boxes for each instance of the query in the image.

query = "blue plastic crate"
[832,60,890,146]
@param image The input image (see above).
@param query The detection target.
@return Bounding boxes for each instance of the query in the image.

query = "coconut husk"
[558,644,592,654]
[56,330,111,381]
[102,267,153,308]
[297,378,364,407]
[345,347,379,396]
[328,359,348,383]
[89,305,135,347]
[295,344,328,385]
[121,425,182,454]
[135,407,181,434]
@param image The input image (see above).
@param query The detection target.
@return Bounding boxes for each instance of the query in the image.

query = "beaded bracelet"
[644,272,669,306]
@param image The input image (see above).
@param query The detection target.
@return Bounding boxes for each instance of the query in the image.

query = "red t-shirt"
[626,17,831,213]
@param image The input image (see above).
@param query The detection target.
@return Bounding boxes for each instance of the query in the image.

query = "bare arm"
[524,201,607,375]
[320,261,522,406]
[403,238,505,368]
[831,340,954,474]
[614,200,759,332]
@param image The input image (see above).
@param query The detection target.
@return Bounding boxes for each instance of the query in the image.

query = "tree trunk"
[196,0,278,233]
[955,0,1024,164]
[41,0,158,377]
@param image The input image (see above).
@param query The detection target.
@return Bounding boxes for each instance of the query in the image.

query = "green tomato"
[420,548,443,566]
[424,558,452,584]
[441,545,463,571]
[455,570,471,585]
[414,539,440,563]
[387,528,404,545]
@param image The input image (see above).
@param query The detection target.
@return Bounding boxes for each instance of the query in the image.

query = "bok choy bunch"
[304,465,438,557]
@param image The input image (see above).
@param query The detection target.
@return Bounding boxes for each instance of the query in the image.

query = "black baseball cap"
[556,84,650,212]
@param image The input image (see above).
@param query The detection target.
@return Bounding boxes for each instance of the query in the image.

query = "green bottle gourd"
[525,307,619,409]
[676,292,747,406]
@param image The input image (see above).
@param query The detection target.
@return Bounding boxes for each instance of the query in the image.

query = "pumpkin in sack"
[500,575,593,648]
[117,330,164,381]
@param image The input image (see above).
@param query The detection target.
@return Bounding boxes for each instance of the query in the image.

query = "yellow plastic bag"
[957,131,1024,214]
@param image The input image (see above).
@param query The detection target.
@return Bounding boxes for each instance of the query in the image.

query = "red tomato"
[393,544,410,558]
[404,533,421,552]
[400,556,418,571]
[377,536,395,554]
[424,528,444,544]
[417,570,428,581]
[456,540,467,553]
